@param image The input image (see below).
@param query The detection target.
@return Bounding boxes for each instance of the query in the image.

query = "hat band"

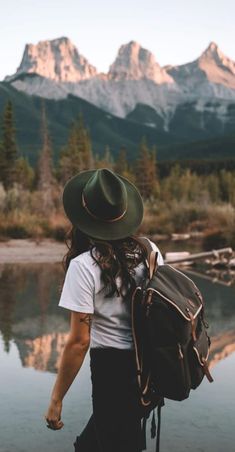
[82,192,127,223]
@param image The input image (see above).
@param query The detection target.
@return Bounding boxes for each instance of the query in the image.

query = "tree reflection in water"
[0,263,69,371]
[0,263,235,372]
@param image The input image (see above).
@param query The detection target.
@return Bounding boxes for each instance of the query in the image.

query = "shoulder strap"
[138,237,158,279]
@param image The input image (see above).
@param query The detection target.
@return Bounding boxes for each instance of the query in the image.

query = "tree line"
[0,100,157,199]
[1,100,235,208]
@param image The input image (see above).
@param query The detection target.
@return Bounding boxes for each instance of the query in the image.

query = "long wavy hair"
[63,226,148,299]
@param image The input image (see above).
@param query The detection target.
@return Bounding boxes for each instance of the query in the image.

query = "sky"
[0,0,234,81]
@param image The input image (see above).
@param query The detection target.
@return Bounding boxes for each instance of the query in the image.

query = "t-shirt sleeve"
[150,240,164,266]
[58,259,95,313]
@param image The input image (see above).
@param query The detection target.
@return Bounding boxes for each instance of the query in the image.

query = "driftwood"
[165,247,233,265]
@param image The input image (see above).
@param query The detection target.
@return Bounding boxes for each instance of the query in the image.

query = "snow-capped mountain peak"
[108,41,173,84]
[6,37,97,83]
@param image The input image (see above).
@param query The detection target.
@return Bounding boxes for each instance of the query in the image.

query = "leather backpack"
[132,237,214,451]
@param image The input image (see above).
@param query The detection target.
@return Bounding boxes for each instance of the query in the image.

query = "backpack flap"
[145,264,213,394]
[132,242,213,411]
[149,264,203,334]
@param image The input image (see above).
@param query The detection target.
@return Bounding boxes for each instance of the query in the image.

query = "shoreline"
[0,236,208,264]
[0,239,66,264]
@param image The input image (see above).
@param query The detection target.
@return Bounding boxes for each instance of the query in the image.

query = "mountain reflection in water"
[1,262,235,452]
[0,263,235,373]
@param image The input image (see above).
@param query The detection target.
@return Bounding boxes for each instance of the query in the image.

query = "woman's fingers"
[44,414,64,430]
[47,420,64,430]
[44,399,64,430]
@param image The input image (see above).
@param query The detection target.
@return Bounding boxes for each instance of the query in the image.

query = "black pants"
[74,348,142,452]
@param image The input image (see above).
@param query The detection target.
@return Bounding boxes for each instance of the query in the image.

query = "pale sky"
[0,0,234,81]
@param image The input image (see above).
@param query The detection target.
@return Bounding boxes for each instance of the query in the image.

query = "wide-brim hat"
[62,168,144,240]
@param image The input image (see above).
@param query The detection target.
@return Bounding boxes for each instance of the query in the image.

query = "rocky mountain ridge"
[3,37,235,132]
[5,36,97,83]
[108,40,174,84]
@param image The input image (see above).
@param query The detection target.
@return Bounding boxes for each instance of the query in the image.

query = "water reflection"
[0,263,235,373]
[0,263,69,372]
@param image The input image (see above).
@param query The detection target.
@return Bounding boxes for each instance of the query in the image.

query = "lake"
[0,262,235,452]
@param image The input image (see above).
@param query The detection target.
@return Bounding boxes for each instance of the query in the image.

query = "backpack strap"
[156,401,164,452]
[138,237,158,279]
[140,416,147,450]
[140,398,165,452]
[150,398,165,452]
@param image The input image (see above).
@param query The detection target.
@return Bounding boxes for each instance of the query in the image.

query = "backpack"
[132,237,214,451]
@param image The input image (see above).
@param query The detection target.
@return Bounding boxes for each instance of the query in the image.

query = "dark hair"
[63,226,148,299]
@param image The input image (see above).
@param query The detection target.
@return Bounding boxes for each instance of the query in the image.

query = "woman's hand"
[43,312,91,431]
[44,399,64,430]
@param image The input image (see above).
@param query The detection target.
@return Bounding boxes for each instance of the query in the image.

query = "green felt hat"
[62,168,144,240]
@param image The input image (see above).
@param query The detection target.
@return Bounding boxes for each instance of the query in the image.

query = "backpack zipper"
[146,289,153,316]
[131,286,152,407]
[185,307,197,341]
[146,288,202,321]
[178,343,187,390]
[178,343,184,359]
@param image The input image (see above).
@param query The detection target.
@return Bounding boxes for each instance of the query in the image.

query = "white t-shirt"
[58,240,164,349]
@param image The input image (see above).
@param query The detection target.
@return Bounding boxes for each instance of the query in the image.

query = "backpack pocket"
[150,342,191,401]
[188,328,212,389]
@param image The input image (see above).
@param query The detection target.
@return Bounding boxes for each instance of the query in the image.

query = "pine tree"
[114,147,135,181]
[0,101,18,189]
[35,102,55,211]
[0,143,4,185]
[219,169,235,205]
[149,145,159,196]
[115,147,128,175]
[161,164,182,202]
[95,146,114,170]
[36,102,54,191]
[135,138,157,198]
[15,157,34,190]
[58,114,93,183]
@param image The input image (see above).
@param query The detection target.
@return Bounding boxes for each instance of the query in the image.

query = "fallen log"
[165,247,233,264]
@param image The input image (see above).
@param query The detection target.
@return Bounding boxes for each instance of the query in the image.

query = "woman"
[44,168,164,451]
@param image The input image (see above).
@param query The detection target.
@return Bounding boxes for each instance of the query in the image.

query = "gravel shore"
[0,239,66,263]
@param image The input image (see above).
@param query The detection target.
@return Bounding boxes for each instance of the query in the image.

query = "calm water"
[0,263,235,452]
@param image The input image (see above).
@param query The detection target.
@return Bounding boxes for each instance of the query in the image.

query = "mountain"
[126,103,165,129]
[5,38,235,132]
[1,82,235,165]
[108,41,173,84]
[2,38,235,156]
[5,37,97,83]
[0,81,183,164]
[5,38,180,119]
[165,42,235,98]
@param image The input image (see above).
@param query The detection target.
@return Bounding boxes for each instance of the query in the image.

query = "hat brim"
[62,170,144,240]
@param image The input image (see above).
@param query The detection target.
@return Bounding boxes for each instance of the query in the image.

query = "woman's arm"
[44,311,92,430]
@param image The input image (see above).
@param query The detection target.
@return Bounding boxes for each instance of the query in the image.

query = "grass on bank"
[0,183,235,249]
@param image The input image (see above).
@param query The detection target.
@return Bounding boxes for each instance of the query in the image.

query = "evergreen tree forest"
[0,100,235,247]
